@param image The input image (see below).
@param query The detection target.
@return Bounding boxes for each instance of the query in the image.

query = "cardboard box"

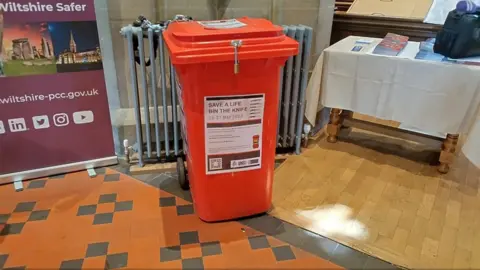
[347,0,433,20]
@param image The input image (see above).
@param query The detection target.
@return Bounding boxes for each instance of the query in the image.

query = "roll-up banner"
[0,0,117,184]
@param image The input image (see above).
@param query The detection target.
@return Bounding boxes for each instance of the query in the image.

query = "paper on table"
[397,42,421,59]
[424,0,480,25]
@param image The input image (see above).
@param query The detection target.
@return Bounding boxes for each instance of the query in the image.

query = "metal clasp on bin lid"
[173,14,192,22]
[231,40,242,74]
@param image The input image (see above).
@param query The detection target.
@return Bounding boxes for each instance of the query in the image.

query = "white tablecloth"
[463,113,480,167]
[304,36,480,168]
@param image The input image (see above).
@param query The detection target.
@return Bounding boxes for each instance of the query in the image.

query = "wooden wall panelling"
[331,13,442,44]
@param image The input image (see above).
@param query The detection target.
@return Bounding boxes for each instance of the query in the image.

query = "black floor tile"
[298,231,338,260]
[86,242,109,258]
[179,231,199,245]
[0,223,25,236]
[272,246,296,262]
[93,213,114,225]
[160,246,181,262]
[49,173,66,179]
[77,205,97,216]
[110,164,129,175]
[248,235,270,250]
[59,259,83,270]
[273,222,318,246]
[13,202,36,213]
[104,174,120,182]
[201,241,222,257]
[329,244,369,270]
[363,256,400,270]
[106,252,128,269]
[0,214,10,224]
[182,258,204,270]
[98,194,117,204]
[176,205,194,216]
[28,210,50,221]
[0,254,8,269]
[159,197,176,207]
[239,215,283,236]
[96,167,107,175]
[139,173,193,202]
[27,180,47,189]
[114,201,133,212]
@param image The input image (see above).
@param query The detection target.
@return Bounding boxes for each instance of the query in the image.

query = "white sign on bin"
[204,94,265,175]
[198,19,246,29]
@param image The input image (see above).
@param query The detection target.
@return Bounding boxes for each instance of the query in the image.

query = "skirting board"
[0,156,118,185]
[130,162,177,175]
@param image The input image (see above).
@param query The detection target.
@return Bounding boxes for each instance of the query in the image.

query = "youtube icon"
[73,111,94,124]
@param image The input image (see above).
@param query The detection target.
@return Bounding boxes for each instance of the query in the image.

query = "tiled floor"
[271,125,480,269]
[0,166,392,269]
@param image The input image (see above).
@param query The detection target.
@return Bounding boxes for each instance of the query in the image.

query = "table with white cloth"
[304,36,480,173]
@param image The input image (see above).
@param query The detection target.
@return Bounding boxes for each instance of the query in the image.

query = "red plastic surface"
[164,18,298,222]
[163,17,298,64]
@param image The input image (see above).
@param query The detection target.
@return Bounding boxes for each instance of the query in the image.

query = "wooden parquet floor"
[271,127,480,269]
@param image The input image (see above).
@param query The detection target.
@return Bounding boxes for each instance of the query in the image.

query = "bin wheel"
[177,157,189,190]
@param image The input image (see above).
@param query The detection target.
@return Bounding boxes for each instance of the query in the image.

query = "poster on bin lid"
[205,94,265,175]
[0,0,115,181]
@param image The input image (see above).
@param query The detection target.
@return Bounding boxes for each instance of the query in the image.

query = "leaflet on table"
[415,38,446,62]
[204,94,265,175]
[351,39,374,52]
[372,33,409,56]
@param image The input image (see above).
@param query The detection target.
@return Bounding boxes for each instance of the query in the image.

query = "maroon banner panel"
[0,0,115,176]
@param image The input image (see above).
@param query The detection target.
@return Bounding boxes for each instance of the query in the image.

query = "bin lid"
[163,17,298,65]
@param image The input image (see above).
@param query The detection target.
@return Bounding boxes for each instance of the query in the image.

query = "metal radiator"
[120,22,313,167]
[278,25,313,154]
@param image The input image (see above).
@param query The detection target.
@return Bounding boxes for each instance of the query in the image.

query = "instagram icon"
[53,113,69,127]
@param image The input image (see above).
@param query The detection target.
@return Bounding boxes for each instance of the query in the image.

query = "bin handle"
[231,40,242,74]
[173,47,296,65]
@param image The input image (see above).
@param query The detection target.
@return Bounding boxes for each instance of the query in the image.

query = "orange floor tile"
[0,168,341,269]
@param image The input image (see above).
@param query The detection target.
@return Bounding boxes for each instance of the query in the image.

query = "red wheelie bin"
[163,17,298,222]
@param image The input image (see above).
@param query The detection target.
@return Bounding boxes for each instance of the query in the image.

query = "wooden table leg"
[340,110,353,129]
[327,108,342,143]
[438,133,459,174]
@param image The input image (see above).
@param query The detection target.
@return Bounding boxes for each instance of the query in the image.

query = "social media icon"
[32,115,50,129]
[8,118,27,132]
[73,110,94,124]
[0,121,5,134]
[53,113,69,127]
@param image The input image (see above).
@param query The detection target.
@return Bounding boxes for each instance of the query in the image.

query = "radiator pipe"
[126,31,144,166]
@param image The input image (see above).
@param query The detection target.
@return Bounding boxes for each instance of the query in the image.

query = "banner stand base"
[0,156,118,185]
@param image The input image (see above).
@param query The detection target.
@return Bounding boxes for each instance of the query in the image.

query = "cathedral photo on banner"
[48,21,103,73]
